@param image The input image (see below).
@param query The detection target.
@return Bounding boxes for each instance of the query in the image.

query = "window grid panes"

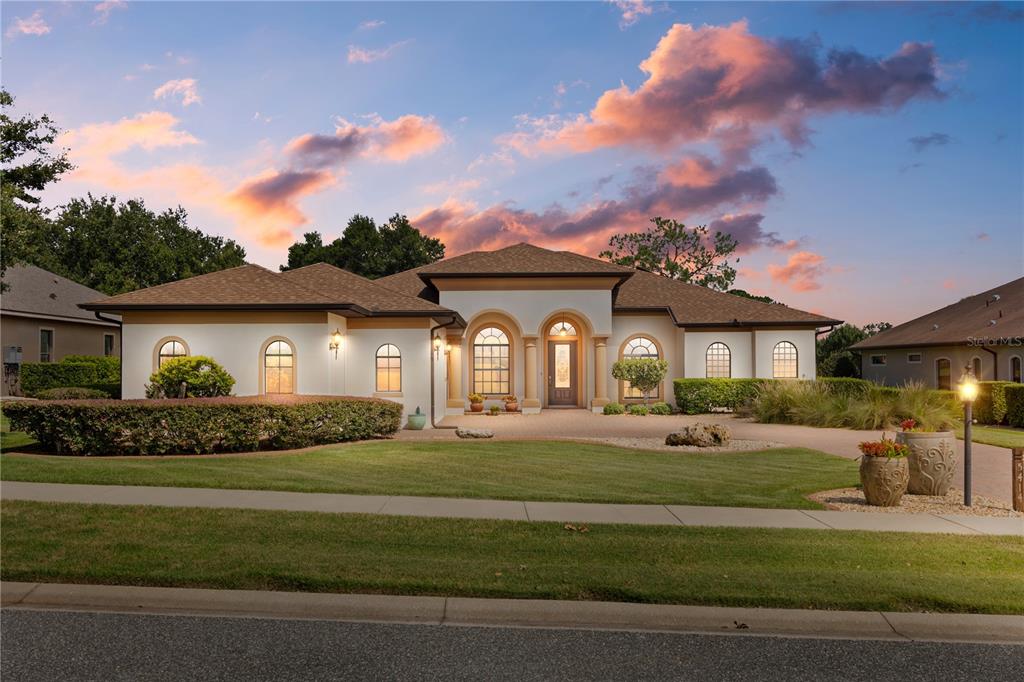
[772,341,798,379]
[39,330,53,363]
[937,359,951,390]
[375,344,402,392]
[264,340,294,394]
[158,340,187,367]
[473,327,510,395]
[623,336,659,399]
[705,342,731,378]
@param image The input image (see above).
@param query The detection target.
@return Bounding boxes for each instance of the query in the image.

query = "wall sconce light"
[433,335,443,358]
[329,329,343,359]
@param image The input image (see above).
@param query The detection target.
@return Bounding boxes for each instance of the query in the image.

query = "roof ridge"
[85,263,276,304]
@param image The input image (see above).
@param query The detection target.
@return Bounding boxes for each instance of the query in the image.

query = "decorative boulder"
[665,423,732,448]
[456,427,494,439]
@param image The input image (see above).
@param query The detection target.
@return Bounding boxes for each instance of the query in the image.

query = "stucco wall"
[860,345,1024,387]
[608,313,680,404]
[683,330,754,379]
[342,323,433,422]
[754,329,817,379]
[439,289,614,337]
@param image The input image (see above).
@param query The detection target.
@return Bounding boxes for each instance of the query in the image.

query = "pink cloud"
[285,115,445,167]
[153,78,202,107]
[226,170,337,247]
[93,1,127,26]
[347,41,409,64]
[610,0,653,29]
[766,251,829,291]
[6,11,50,37]
[942,278,957,290]
[60,111,200,163]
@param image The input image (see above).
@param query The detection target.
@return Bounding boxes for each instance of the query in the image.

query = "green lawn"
[959,425,1024,449]
[0,441,859,509]
[3,500,1021,614]
[0,411,36,451]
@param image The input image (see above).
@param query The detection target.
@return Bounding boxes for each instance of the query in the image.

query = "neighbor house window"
[772,341,799,379]
[907,353,922,364]
[375,344,402,392]
[972,357,982,379]
[39,329,54,363]
[104,334,115,357]
[1012,356,1022,383]
[705,342,731,378]
[870,355,887,366]
[936,358,951,390]
[157,340,188,367]
[264,340,294,394]
[473,327,510,395]
[622,336,660,399]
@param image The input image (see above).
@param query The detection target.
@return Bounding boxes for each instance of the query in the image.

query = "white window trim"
[906,353,922,364]
[374,344,403,394]
[38,327,55,363]
[870,354,887,366]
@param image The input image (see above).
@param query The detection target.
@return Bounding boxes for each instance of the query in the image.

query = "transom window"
[158,340,187,367]
[473,327,510,395]
[772,341,799,379]
[264,340,294,394]
[705,342,731,378]
[549,321,577,337]
[375,344,402,392]
[623,336,659,399]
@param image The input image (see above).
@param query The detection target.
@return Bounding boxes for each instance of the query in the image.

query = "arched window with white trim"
[264,340,295,394]
[473,327,510,395]
[375,344,402,392]
[705,342,731,378]
[622,336,660,399]
[772,341,799,379]
[157,339,188,367]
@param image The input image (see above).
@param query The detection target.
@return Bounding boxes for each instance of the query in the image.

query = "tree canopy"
[600,217,739,291]
[281,213,444,278]
[728,288,780,305]
[816,322,893,378]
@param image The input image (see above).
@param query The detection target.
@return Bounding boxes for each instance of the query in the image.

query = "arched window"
[549,321,577,337]
[936,358,951,390]
[1011,356,1022,384]
[375,344,402,392]
[772,341,799,379]
[157,339,188,368]
[473,327,510,395]
[622,336,659,399]
[971,356,982,379]
[705,342,731,378]
[264,340,294,394]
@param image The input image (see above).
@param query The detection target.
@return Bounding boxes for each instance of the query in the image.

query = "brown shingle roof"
[851,276,1024,349]
[1,265,118,325]
[615,269,840,326]
[280,263,452,314]
[415,243,634,278]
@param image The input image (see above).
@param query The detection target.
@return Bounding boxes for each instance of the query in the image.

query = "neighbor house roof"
[851,276,1024,350]
[1,264,118,326]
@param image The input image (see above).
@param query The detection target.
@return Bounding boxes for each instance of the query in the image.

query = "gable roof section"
[851,276,1024,350]
[0,265,118,325]
[414,243,634,279]
[615,269,840,327]
[280,263,453,314]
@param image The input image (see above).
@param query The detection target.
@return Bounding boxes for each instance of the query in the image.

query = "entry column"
[592,336,610,412]
[523,335,541,413]
[446,332,464,414]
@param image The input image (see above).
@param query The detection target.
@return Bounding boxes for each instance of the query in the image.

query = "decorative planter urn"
[470,402,484,413]
[504,402,519,413]
[406,407,427,430]
[897,431,956,496]
[859,456,909,507]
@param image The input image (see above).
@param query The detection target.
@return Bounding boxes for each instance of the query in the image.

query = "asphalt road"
[2,608,1021,681]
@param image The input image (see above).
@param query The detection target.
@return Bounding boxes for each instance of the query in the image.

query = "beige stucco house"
[1,265,121,396]
[83,244,839,426]
[852,276,1023,388]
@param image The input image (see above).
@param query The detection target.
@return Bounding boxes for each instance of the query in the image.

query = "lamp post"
[958,366,978,507]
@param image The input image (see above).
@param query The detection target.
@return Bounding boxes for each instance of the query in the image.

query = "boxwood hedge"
[3,395,402,456]
[20,356,121,399]
[1005,385,1024,429]
[974,381,1014,425]
[673,378,770,414]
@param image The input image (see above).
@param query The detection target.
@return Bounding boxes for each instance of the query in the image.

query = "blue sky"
[3,1,1022,324]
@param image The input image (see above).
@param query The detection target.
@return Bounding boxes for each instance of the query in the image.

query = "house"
[851,276,1024,389]
[81,243,839,425]
[1,265,121,396]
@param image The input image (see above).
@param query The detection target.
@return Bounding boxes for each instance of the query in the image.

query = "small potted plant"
[896,418,956,496]
[502,395,519,412]
[469,393,485,413]
[488,404,500,415]
[407,406,427,430]
[857,437,910,506]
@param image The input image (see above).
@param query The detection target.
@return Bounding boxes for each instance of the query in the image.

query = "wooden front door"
[548,340,577,406]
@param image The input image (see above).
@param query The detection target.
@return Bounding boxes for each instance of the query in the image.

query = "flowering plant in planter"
[502,395,519,412]
[468,393,485,413]
[900,418,922,432]
[858,438,909,458]
[857,437,910,506]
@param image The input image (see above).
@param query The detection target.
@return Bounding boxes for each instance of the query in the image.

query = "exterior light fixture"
[433,335,443,358]
[958,366,978,506]
[329,329,343,358]
[556,314,569,336]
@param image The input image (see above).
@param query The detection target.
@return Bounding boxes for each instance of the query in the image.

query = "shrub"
[35,387,109,400]
[649,402,672,415]
[19,356,122,398]
[1005,385,1024,428]
[612,358,669,404]
[468,393,484,404]
[627,404,649,416]
[602,402,625,415]
[674,378,770,414]
[817,377,872,399]
[974,381,1014,425]
[147,356,235,398]
[2,395,402,456]
[62,355,120,383]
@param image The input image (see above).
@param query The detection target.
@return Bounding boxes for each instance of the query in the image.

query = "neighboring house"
[851,276,1024,389]
[82,243,839,424]
[1,265,121,396]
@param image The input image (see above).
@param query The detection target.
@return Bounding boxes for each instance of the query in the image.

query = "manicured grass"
[959,425,1024,449]
[0,411,36,451]
[3,500,1022,614]
[0,441,859,509]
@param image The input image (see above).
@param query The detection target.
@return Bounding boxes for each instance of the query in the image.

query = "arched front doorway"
[541,311,589,408]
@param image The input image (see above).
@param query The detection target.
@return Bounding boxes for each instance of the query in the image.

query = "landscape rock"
[665,423,732,448]
[456,427,494,439]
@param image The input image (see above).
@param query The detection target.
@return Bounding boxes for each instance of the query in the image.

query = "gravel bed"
[808,487,1022,517]
[574,437,784,453]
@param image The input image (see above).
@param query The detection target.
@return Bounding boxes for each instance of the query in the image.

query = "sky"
[3,0,1022,325]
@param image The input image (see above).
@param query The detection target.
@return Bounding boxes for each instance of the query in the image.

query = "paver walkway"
[401,411,1017,503]
[3,481,1020,536]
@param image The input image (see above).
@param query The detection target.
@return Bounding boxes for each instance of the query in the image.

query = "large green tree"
[600,217,739,291]
[816,322,893,378]
[281,213,444,278]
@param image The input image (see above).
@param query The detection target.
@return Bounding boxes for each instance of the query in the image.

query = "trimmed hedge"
[20,356,121,399]
[1005,385,1024,428]
[3,395,402,456]
[649,402,672,415]
[975,381,1014,425]
[626,404,649,416]
[35,387,110,400]
[673,378,771,414]
[602,402,625,415]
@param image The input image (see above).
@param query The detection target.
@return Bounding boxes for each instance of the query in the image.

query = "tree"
[611,358,669,405]
[280,213,444,278]
[600,217,739,291]
[0,88,73,289]
[728,288,779,305]
[816,322,893,378]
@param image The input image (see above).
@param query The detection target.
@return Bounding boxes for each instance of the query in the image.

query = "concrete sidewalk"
[3,481,1021,535]
[3,582,1022,645]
